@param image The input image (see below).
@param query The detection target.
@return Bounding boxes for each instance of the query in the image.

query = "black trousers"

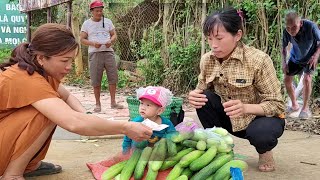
[196,90,285,154]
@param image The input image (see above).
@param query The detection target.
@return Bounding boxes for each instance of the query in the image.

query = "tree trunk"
[67,1,72,29]
[162,0,171,67]
[47,8,52,23]
[72,17,83,75]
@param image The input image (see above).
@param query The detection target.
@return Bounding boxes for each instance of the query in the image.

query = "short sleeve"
[0,67,60,110]
[80,20,88,33]
[312,23,320,41]
[282,30,289,49]
[105,18,115,31]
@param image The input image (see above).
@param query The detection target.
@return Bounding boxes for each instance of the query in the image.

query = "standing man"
[282,10,320,119]
[80,0,123,112]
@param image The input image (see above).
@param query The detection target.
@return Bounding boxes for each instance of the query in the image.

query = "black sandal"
[24,161,62,177]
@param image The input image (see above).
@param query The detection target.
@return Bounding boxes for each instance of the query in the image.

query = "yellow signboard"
[19,0,71,12]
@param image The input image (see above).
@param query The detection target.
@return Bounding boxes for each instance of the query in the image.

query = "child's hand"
[148,136,159,143]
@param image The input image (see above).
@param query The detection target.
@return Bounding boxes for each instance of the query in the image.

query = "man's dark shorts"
[286,60,315,76]
[89,51,118,87]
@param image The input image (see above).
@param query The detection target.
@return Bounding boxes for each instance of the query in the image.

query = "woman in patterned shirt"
[188,7,285,172]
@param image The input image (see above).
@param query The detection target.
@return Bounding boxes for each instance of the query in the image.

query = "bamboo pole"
[201,0,207,56]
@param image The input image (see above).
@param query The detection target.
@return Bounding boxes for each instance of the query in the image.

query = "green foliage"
[64,65,90,87]
[0,48,11,63]
[101,70,130,90]
[164,28,202,93]
[306,0,320,25]
[30,7,58,28]
[313,65,320,97]
[137,28,165,86]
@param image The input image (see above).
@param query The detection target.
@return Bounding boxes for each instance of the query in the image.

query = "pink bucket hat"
[136,86,173,107]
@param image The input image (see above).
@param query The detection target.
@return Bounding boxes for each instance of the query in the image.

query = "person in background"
[282,10,320,119]
[0,23,152,180]
[122,86,176,153]
[80,0,123,112]
[188,7,285,172]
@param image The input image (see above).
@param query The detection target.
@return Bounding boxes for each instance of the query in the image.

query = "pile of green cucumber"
[102,128,248,180]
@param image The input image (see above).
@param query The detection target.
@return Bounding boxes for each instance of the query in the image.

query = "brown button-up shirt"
[196,43,285,132]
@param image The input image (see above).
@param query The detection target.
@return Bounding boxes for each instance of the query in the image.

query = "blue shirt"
[282,20,320,64]
[122,116,176,153]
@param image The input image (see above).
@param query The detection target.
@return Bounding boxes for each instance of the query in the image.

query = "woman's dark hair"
[0,23,79,76]
[203,7,244,36]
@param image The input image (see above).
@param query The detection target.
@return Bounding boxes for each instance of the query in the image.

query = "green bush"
[0,48,11,63]
[64,64,90,87]
[136,27,201,93]
[136,28,165,86]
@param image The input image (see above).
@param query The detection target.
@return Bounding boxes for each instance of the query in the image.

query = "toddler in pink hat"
[122,86,176,153]
[137,86,173,107]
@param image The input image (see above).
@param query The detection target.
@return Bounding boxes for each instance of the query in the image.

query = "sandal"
[24,161,62,177]
[258,151,275,172]
[286,106,299,114]
[298,111,311,120]
[93,106,101,112]
[111,103,124,109]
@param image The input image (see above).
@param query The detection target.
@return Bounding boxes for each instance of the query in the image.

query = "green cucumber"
[178,150,205,168]
[171,132,193,143]
[181,167,193,178]
[120,149,142,180]
[167,138,178,157]
[166,164,184,180]
[150,138,167,171]
[176,174,188,180]
[189,146,217,171]
[145,169,158,180]
[182,140,198,148]
[160,148,194,170]
[134,147,153,180]
[190,154,233,180]
[101,160,127,180]
[192,130,208,141]
[213,160,248,180]
[196,140,207,150]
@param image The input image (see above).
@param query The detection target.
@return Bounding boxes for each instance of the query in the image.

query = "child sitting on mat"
[122,86,176,153]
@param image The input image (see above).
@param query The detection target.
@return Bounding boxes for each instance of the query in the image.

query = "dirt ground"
[27,131,320,180]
